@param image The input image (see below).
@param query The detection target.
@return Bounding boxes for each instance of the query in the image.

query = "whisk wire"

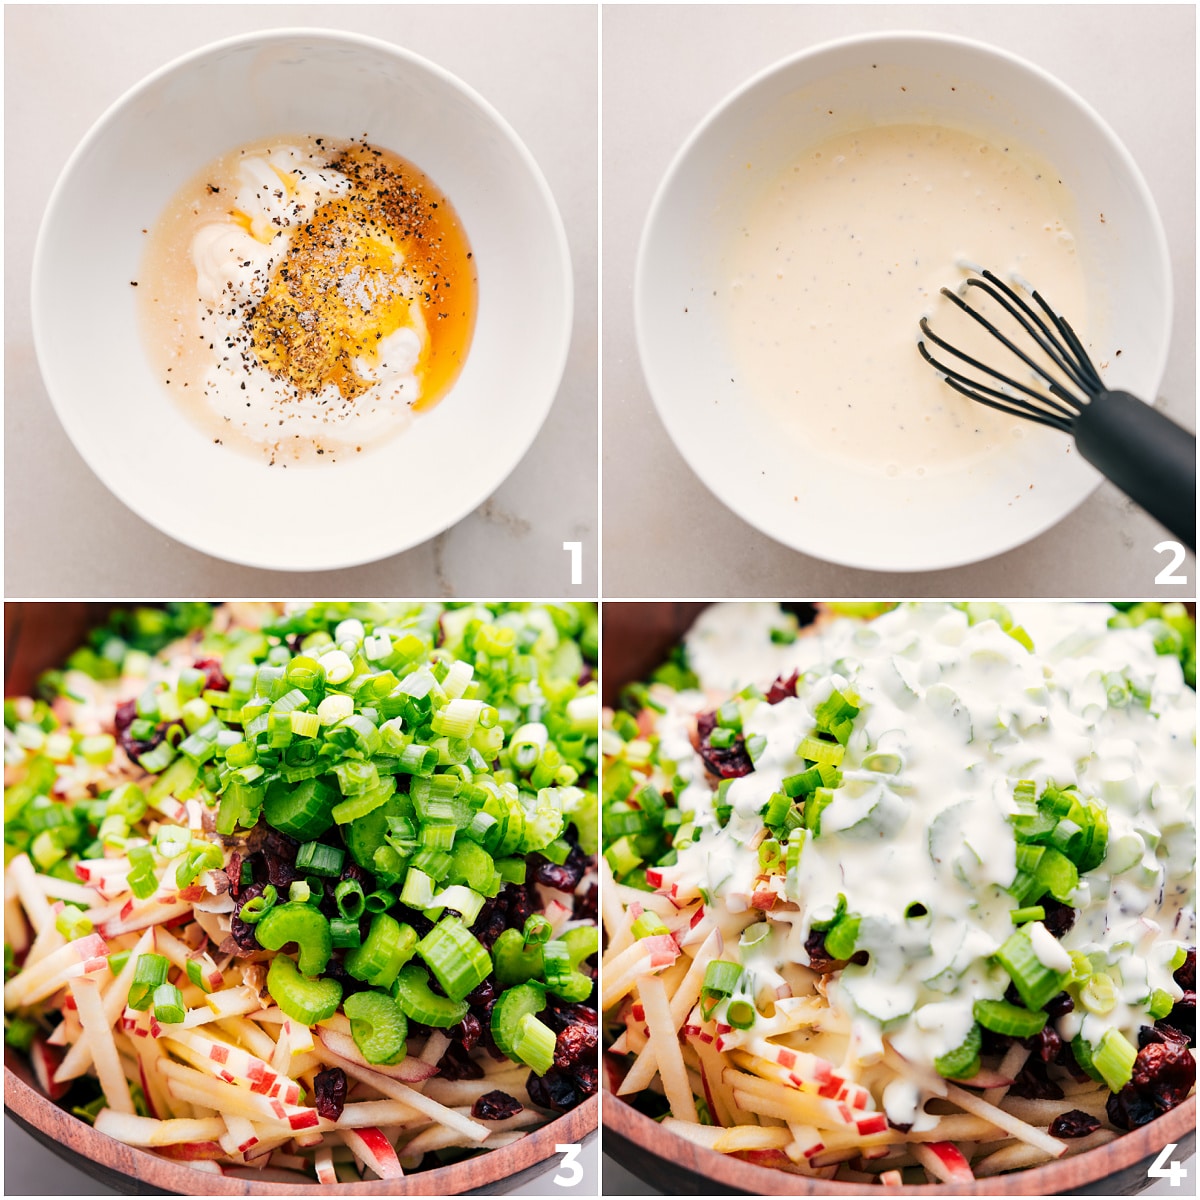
[917,316,1079,420]
[940,283,1088,413]
[916,337,1076,433]
[971,270,1102,398]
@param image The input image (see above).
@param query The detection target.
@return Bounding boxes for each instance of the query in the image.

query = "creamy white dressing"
[649,603,1195,1084]
[720,124,1089,478]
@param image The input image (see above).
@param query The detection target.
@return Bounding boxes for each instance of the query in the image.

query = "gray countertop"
[3,3,598,597]
[602,3,1196,597]
[3,1114,597,1196]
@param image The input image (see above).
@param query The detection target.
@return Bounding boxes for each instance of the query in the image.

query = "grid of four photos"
[3,2,1196,1197]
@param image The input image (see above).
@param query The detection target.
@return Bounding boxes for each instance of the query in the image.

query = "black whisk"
[918,269,1195,550]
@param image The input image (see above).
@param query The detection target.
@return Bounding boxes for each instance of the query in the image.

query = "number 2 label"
[1154,540,1188,585]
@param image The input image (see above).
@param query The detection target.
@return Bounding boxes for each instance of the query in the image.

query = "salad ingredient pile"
[5,602,598,1183]
[602,602,1194,1185]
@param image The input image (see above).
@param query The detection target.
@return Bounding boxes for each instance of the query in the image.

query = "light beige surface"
[603,4,1196,598]
[5,3,598,597]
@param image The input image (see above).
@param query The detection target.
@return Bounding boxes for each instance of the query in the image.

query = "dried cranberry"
[1108,1039,1195,1129]
[455,1012,483,1053]
[574,883,598,924]
[532,843,587,892]
[225,851,243,899]
[527,1064,594,1112]
[396,905,435,940]
[1044,991,1075,1019]
[1048,1109,1101,1138]
[473,900,509,951]
[1008,1057,1064,1100]
[438,1041,484,1080]
[695,712,754,779]
[506,883,536,928]
[313,1067,347,1121]
[114,698,165,759]
[1039,898,1076,938]
[192,657,230,693]
[542,999,598,1035]
[1023,1024,1063,1065]
[980,1026,1015,1057]
[553,1021,597,1072]
[1107,1086,1159,1130]
[228,882,267,952]
[334,861,367,890]
[1158,992,1195,1046]
[804,930,837,973]
[1132,1041,1194,1109]
[471,1090,522,1121]
[466,979,495,1009]
[1140,1023,1188,1049]
[1173,948,1195,992]
[766,671,800,704]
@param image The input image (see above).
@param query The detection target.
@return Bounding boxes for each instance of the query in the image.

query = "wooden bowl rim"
[5,1057,596,1195]
[603,1089,1195,1195]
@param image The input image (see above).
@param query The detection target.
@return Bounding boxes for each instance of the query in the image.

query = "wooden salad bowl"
[4,602,598,1194]
[602,1093,1193,1197]
[600,600,1196,1196]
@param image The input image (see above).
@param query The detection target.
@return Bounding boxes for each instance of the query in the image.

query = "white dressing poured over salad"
[602,602,1195,1186]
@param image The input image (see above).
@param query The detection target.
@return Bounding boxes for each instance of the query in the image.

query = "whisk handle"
[1074,391,1196,550]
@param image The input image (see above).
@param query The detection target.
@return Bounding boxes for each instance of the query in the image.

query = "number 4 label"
[1154,541,1188,585]
[1148,1142,1187,1187]
[554,1142,583,1187]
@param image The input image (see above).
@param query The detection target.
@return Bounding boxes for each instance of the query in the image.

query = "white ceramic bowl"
[33,29,572,571]
[636,32,1171,573]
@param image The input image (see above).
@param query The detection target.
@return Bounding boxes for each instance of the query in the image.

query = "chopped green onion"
[1080,972,1117,1015]
[334,879,366,921]
[1010,906,1046,924]
[1148,989,1176,1020]
[331,917,362,949]
[823,913,860,960]
[55,905,93,941]
[152,982,186,1025]
[364,889,395,914]
[239,884,277,925]
[296,841,345,878]
[5,1016,39,1052]
[127,954,169,1011]
[632,911,669,940]
[726,998,756,1030]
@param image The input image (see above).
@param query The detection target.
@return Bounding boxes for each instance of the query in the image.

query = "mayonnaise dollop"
[650,603,1194,1079]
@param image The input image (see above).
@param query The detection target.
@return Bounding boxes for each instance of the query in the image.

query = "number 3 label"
[554,1142,583,1187]
[1148,1141,1187,1187]
[1154,541,1188,585]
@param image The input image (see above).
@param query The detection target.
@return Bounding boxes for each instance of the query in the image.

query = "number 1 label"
[563,541,583,586]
